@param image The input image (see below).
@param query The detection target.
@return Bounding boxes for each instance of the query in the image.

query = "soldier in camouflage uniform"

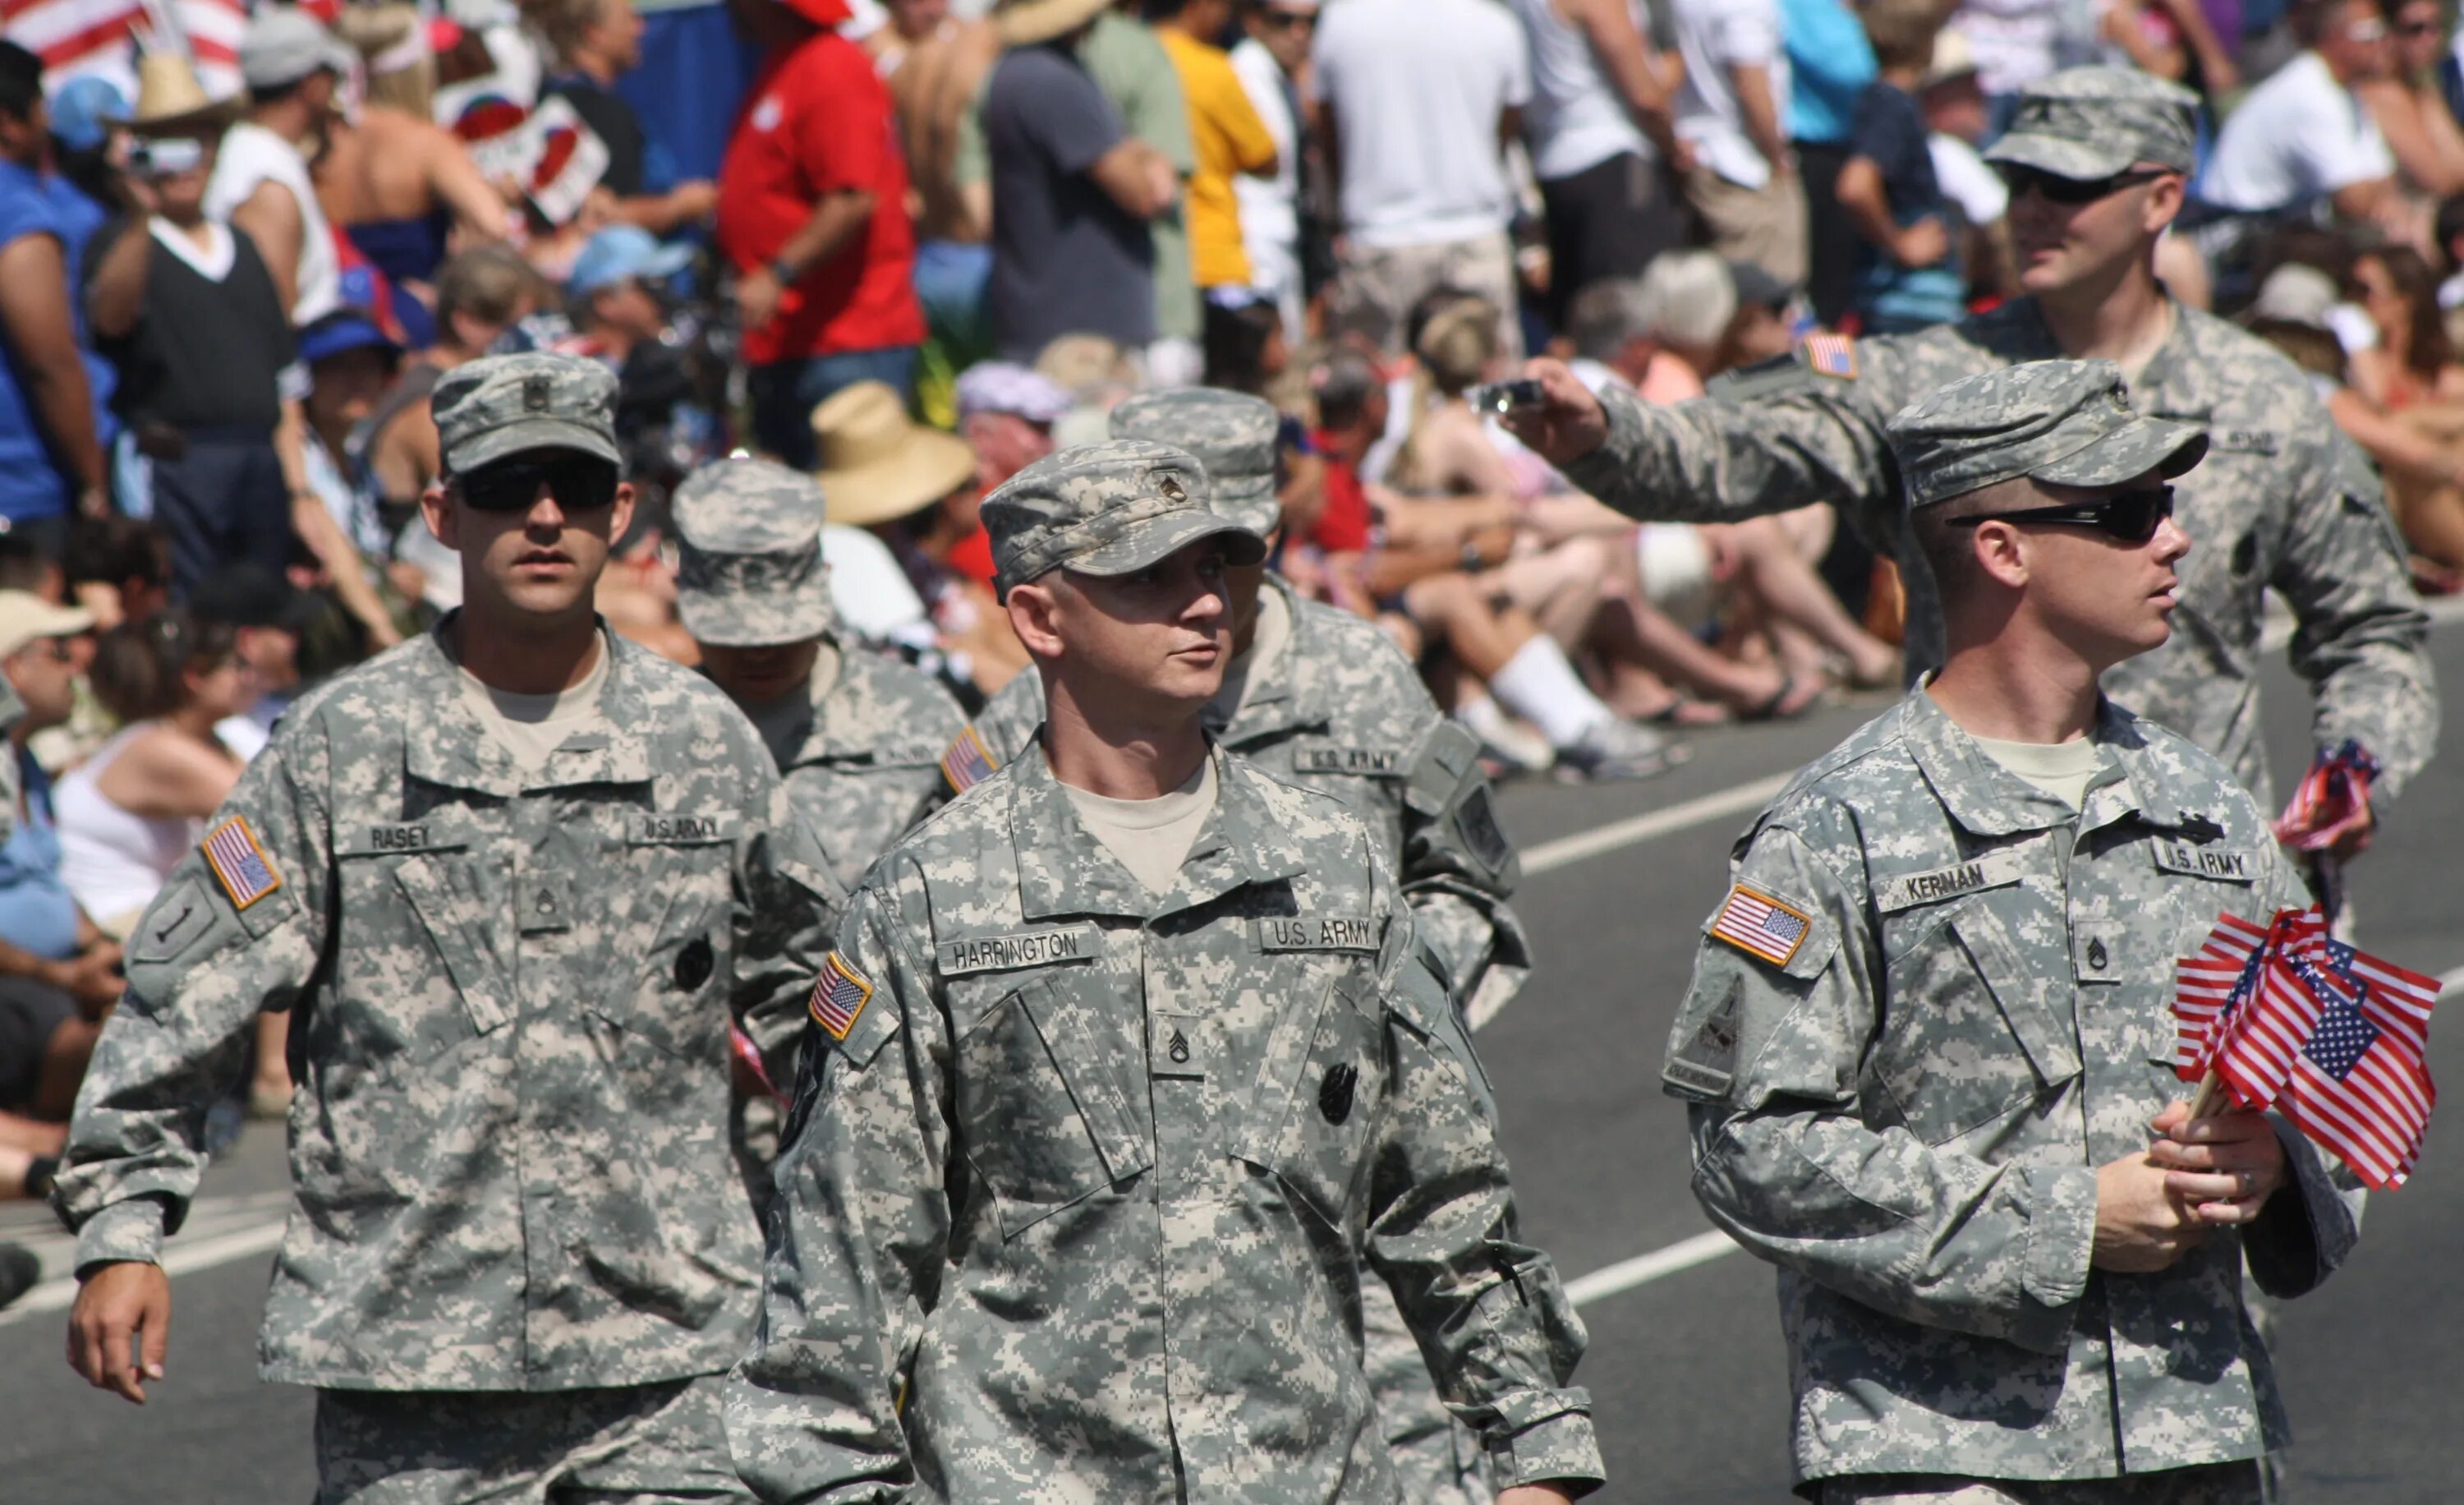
[727,440,1602,1503]
[673,458,968,892]
[1504,66,2434,823]
[958,387,1529,1502]
[55,353,842,1503]
[1666,361,2364,1503]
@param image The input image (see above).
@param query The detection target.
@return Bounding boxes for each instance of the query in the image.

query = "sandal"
[1740,674,1828,722]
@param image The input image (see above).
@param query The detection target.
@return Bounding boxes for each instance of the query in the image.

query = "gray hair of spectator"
[1567,278,1651,364]
[1310,353,1381,429]
[435,245,538,337]
[1636,251,1738,351]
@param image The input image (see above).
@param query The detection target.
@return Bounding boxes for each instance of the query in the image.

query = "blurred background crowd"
[0,0,2459,1193]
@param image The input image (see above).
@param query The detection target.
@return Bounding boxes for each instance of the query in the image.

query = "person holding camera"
[54,352,843,1500]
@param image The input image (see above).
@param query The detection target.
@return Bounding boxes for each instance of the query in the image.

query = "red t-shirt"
[717,31,925,366]
[1308,433,1372,552]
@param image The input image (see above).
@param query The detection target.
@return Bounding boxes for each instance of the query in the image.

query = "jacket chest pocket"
[333,832,503,1066]
[954,973,1152,1238]
[1874,903,2083,1146]
[593,815,740,1061]
[1240,977,1386,1235]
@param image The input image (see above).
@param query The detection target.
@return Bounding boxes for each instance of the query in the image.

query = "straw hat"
[995,0,1110,48]
[811,382,978,527]
[109,52,234,135]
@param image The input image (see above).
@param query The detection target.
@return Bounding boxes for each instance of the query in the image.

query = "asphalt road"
[3,614,2460,1504]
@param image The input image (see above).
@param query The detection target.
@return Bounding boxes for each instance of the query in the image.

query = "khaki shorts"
[1331,230,1522,360]
[1819,1461,2264,1505]
[313,1376,747,1504]
[1635,522,1716,629]
[1684,163,1809,288]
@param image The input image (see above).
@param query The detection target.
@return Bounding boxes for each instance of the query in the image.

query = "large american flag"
[2,0,259,100]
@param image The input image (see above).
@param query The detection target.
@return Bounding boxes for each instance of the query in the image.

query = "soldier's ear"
[419,483,460,553]
[1006,578,1065,660]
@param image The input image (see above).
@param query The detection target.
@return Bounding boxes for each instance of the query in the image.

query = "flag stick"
[2187,1070,2227,1121]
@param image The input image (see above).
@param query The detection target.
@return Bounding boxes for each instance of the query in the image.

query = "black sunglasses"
[1949,485,2177,544]
[1995,164,2172,205]
[453,454,620,514]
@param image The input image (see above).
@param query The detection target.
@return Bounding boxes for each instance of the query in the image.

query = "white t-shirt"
[823,523,929,641]
[1308,0,1532,246]
[1669,0,1789,189]
[1509,0,1651,182]
[1947,0,2073,98]
[206,120,341,324]
[1929,131,2009,226]
[1059,752,1220,895]
[2200,51,2394,214]
[1229,38,1303,266]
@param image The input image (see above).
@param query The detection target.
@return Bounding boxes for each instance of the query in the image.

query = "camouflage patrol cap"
[431,352,621,478]
[1984,66,2200,180]
[1887,358,2208,510]
[984,438,1269,593]
[670,458,834,647]
[1107,389,1281,538]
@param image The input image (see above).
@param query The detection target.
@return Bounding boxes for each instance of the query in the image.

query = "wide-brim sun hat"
[811,381,979,527]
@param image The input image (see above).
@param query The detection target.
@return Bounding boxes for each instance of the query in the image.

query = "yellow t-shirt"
[1155,28,1279,291]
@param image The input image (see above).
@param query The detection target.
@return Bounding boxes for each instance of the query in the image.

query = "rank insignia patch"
[201,817,283,910]
[1709,883,1814,968]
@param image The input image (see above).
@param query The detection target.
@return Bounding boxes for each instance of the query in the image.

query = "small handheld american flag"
[2172,905,2440,1190]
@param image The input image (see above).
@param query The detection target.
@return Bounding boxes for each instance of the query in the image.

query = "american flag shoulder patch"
[1709,883,1815,968]
[809,950,875,1042]
[940,725,999,795]
[1801,332,1859,380]
[201,816,283,910]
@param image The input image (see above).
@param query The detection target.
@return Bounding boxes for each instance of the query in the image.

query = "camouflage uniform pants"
[313,1375,748,1504]
[1360,1276,1490,1504]
[1820,1461,2264,1504]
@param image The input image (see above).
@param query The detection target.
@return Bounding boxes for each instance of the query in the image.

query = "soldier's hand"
[2146,1101,2288,1227]
[2091,1145,2209,1273]
[1496,1487,1579,1504]
[67,1260,171,1403]
[1500,359,1609,468]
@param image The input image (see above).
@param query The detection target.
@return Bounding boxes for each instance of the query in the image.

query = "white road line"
[0,1220,287,1325]
[1564,960,2464,1309]
[1522,773,1794,877]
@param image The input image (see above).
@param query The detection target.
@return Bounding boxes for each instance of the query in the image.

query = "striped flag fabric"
[807,950,873,1042]
[3,0,249,101]
[1708,884,1813,968]
[939,725,997,796]
[2272,956,2437,1189]
[200,814,281,909]
[1801,331,1858,380]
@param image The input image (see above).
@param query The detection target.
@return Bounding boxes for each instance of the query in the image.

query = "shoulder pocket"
[954,973,1152,1238]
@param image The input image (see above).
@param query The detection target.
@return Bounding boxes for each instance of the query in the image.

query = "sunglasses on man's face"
[453,454,620,513]
[1949,485,2177,545]
[1995,164,2172,205]
[1261,7,1314,29]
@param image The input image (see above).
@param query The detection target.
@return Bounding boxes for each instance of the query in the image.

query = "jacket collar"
[1901,685,2176,839]
[402,614,652,798]
[1008,741,1308,921]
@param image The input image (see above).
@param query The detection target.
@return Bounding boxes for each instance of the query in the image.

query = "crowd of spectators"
[3,0,2464,1184]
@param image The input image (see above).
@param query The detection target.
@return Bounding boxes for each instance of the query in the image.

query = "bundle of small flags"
[2273,740,2380,851]
[2172,905,2440,1189]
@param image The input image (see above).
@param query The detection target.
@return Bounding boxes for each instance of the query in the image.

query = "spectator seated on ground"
[2356,0,2464,198]
[0,592,121,1199]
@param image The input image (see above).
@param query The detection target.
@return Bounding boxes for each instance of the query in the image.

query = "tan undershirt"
[455,632,612,773]
[1060,752,1220,895]
[1207,584,1292,725]
[1971,732,2103,811]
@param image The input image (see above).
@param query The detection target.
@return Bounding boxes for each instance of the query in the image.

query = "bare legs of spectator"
[1703,519,1901,688]
[2386,404,2464,579]
[251,1010,294,1120]
[0,1109,65,1201]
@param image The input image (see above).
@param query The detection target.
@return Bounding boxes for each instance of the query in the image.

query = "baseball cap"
[1983,66,2199,181]
[241,7,355,92]
[431,352,621,477]
[0,591,94,660]
[984,439,1268,593]
[1107,389,1281,538]
[568,226,695,300]
[297,308,403,367]
[671,458,835,648]
[48,76,128,154]
[1887,358,2209,511]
